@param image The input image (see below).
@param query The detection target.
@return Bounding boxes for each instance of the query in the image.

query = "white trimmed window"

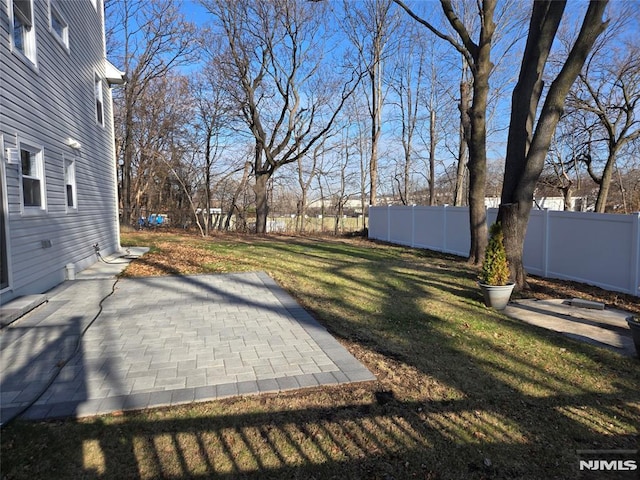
[20,144,45,210]
[95,75,104,126]
[11,0,36,64]
[64,157,77,209]
[49,1,69,50]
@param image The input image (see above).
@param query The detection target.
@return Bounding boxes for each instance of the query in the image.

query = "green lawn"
[2,232,638,479]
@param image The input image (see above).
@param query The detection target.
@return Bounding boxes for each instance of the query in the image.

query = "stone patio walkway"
[0,250,375,425]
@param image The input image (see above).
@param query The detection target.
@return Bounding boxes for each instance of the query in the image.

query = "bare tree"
[388,21,426,206]
[343,95,371,227]
[219,159,253,232]
[540,121,590,211]
[568,40,640,212]
[541,142,577,211]
[342,0,400,208]
[295,143,321,233]
[107,0,197,225]
[315,141,358,235]
[394,0,498,263]
[191,61,236,235]
[333,155,354,235]
[615,151,640,213]
[454,60,472,206]
[499,0,609,289]
[418,47,450,206]
[122,72,194,224]
[202,0,360,234]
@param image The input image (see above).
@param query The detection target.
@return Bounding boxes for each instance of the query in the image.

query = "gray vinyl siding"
[0,0,120,304]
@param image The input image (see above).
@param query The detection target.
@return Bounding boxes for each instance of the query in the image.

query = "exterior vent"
[6,148,19,164]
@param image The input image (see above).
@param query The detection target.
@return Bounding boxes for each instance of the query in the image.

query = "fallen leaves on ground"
[121,242,242,277]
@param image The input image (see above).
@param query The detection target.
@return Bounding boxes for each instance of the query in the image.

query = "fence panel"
[445,207,473,256]
[388,206,414,246]
[368,207,389,241]
[522,210,546,275]
[413,207,445,251]
[544,211,638,294]
[369,205,640,296]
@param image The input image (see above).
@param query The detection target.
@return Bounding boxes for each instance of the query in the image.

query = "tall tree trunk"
[296,154,305,233]
[562,185,573,211]
[224,162,251,231]
[296,144,319,234]
[429,109,436,205]
[466,18,494,264]
[301,191,307,231]
[499,0,608,289]
[403,157,410,205]
[455,78,471,206]
[392,0,496,263]
[297,189,308,234]
[499,1,567,288]
[370,65,382,207]
[359,133,368,229]
[204,133,212,236]
[594,149,617,212]
[254,173,270,234]
[402,119,410,205]
[121,100,135,226]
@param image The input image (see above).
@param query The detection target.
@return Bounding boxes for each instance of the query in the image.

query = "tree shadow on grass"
[254,236,640,473]
[3,386,637,479]
[4,234,636,479]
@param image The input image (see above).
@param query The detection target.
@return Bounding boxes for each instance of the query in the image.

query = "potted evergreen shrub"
[626,316,640,358]
[479,222,515,310]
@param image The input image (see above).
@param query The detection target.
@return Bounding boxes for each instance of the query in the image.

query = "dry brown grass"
[2,231,638,480]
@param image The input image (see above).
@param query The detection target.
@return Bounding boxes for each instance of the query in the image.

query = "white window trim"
[18,141,47,215]
[49,0,69,52]
[9,0,38,67]
[64,156,77,212]
[0,135,12,293]
[95,74,104,127]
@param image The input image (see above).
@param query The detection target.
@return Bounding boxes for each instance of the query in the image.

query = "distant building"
[484,196,588,211]
[307,197,367,214]
[1,0,124,304]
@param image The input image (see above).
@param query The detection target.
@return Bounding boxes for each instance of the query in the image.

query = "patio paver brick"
[0,268,375,425]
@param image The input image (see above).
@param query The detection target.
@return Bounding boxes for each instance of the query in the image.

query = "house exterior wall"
[0,0,120,305]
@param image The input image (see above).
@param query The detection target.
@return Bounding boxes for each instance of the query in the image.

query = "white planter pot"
[627,316,640,358]
[479,282,515,310]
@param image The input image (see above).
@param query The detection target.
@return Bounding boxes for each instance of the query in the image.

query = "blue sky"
[181,0,211,26]
[107,0,637,198]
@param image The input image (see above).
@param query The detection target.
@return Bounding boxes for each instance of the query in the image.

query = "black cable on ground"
[96,251,133,264]
[0,276,120,429]
[95,245,137,265]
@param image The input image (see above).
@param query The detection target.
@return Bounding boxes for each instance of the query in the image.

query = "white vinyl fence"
[369,205,640,297]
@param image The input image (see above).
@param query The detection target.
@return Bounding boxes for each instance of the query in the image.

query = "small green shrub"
[480,222,511,286]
